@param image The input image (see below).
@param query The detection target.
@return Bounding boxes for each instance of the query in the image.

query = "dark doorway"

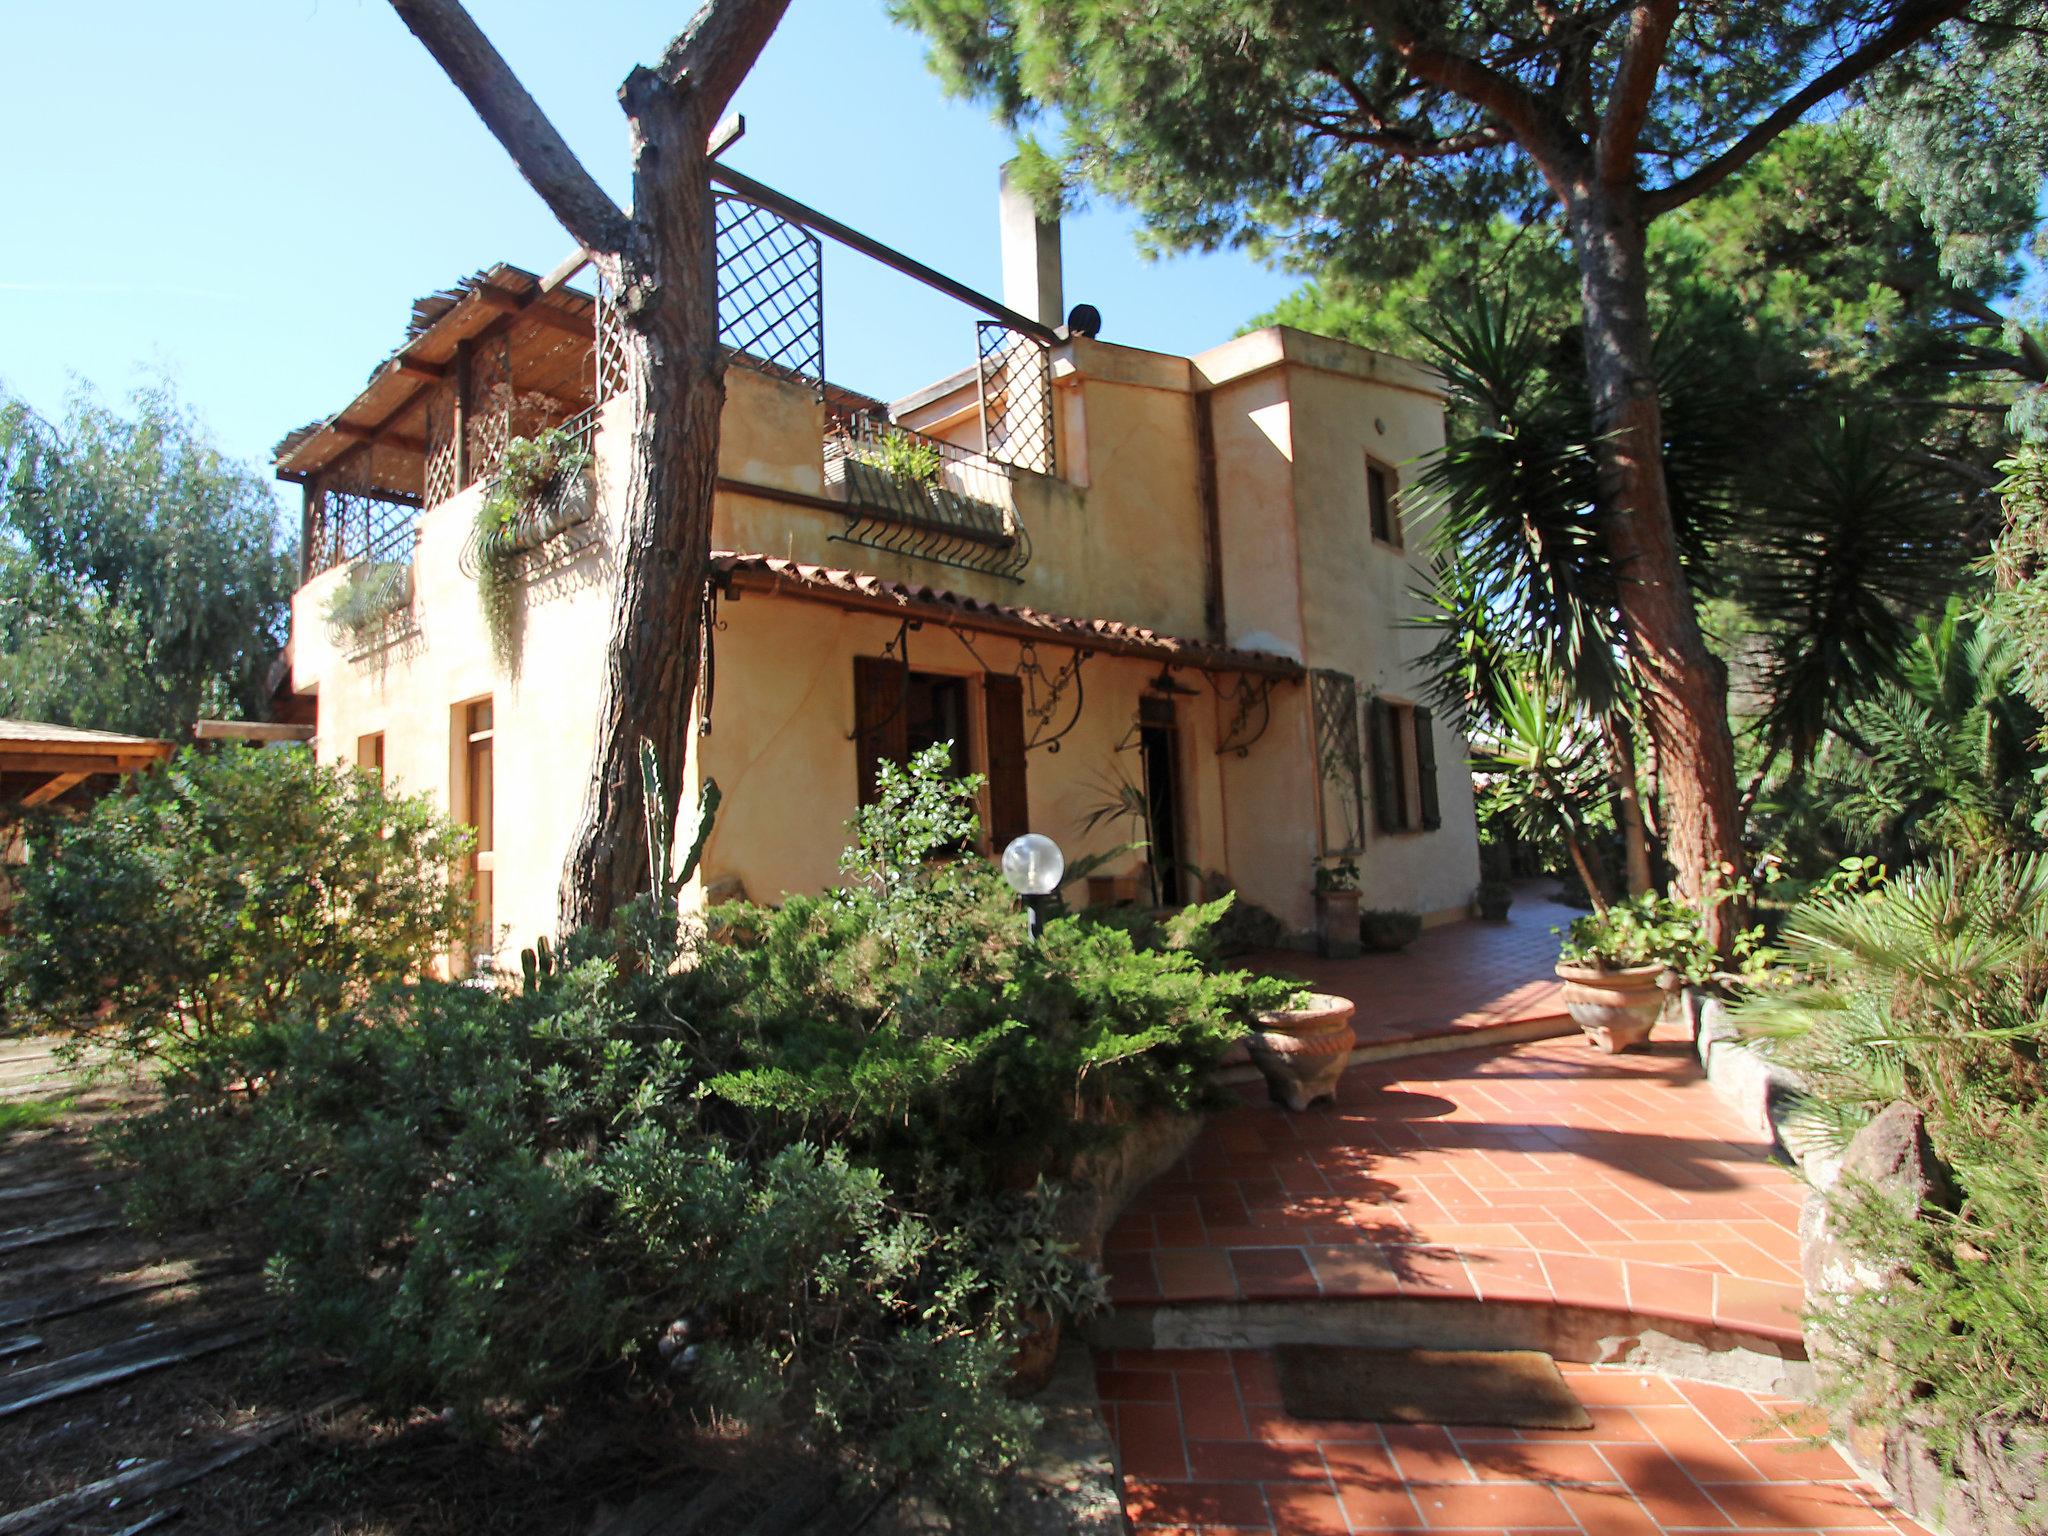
[1138,695,1186,906]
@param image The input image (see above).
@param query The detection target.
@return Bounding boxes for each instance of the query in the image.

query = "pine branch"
[387,0,631,255]
[1641,0,1967,216]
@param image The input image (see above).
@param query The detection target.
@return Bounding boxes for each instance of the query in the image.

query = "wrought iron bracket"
[1211,672,1281,757]
[948,630,1090,753]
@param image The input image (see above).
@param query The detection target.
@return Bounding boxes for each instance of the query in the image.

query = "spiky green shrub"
[102,743,1293,1513]
[1737,854,2048,1467]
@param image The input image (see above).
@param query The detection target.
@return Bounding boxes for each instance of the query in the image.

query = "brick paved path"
[1107,1032,1805,1345]
[1090,1004,1925,1533]
[1097,1351,1924,1535]
[1246,884,1576,1048]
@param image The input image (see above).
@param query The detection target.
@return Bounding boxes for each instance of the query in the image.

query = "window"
[853,658,1030,851]
[1366,456,1402,548]
[356,731,385,785]
[456,698,495,956]
[1368,696,1441,834]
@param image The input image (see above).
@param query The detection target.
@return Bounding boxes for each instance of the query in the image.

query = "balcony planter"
[1313,888,1363,959]
[928,484,1009,539]
[1555,961,1665,1053]
[1245,992,1357,1111]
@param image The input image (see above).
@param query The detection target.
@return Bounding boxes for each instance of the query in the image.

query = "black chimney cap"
[1065,303,1102,338]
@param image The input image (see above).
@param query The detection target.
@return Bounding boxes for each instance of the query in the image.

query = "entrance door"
[1138,695,1186,905]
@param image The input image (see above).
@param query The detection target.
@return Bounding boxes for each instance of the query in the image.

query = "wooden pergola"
[0,719,174,811]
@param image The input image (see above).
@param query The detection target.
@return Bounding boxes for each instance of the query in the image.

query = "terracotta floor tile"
[1738,1441,1856,1484]
[1099,1367,1180,1403]
[1153,1247,1237,1302]
[1124,1478,1273,1528]
[1461,1440,1621,1486]
[1115,1399,1191,1480]
[1599,1443,1737,1529]
[1406,1480,1578,1528]
[1381,1424,1476,1482]
[1700,1479,1897,1529]
[1333,1474,1429,1530]
[1559,1485,1667,1536]
[1180,1374,1250,1440]
[1188,1438,1327,1482]
[1231,1246,1319,1300]
[1263,1480,1353,1535]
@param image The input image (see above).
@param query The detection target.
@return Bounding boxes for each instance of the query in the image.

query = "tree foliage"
[2,745,473,1072]
[0,382,296,736]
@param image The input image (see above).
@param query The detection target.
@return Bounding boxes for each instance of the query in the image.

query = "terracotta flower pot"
[1313,888,1363,958]
[1006,1306,1062,1396]
[1555,961,1666,1053]
[1245,992,1357,1111]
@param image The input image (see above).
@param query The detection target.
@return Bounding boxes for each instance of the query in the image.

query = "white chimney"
[999,161,1064,331]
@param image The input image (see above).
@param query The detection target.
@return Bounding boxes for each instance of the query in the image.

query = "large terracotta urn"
[1245,992,1357,1111]
[1555,962,1665,1053]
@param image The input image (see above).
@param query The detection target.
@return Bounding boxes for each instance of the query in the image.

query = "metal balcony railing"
[822,413,1031,580]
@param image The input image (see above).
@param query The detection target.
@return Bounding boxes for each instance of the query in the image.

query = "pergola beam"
[19,771,89,808]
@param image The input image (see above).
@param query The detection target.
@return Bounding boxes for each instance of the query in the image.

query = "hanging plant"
[324,559,413,643]
[474,425,592,667]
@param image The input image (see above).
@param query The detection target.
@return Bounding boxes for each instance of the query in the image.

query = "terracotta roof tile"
[709,553,1303,677]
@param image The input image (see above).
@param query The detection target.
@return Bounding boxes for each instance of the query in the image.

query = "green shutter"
[1368,697,1400,834]
[1415,704,1442,831]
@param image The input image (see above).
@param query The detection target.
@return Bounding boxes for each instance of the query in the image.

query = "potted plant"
[1554,890,1710,1052]
[1079,767,1158,906]
[1474,879,1515,922]
[474,425,593,664]
[1243,990,1357,1111]
[1359,907,1422,952]
[323,558,413,645]
[1313,858,1363,957]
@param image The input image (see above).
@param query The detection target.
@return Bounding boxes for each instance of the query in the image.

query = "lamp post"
[1000,833,1064,940]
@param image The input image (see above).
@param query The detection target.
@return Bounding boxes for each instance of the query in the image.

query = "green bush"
[1737,854,2048,1469]
[102,744,1293,1514]
[2,745,471,1077]
[1557,889,1713,977]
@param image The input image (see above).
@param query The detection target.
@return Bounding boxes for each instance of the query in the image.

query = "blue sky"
[0,2,1299,507]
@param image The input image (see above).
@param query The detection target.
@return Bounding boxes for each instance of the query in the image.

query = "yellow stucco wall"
[291,326,1480,964]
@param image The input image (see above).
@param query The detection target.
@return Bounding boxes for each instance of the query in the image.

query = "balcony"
[823,413,1032,580]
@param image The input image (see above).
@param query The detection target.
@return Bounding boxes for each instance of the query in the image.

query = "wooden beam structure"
[19,772,88,808]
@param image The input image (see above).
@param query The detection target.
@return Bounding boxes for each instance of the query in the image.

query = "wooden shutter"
[853,655,907,805]
[982,672,1030,851]
[1415,704,1442,831]
[1368,697,1400,834]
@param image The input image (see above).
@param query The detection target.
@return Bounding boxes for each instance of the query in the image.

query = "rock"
[1803,1101,1956,1329]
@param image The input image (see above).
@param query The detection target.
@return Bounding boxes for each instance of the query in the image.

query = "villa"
[276,170,1480,964]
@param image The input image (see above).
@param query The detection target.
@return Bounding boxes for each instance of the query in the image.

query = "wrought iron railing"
[823,413,1031,580]
[459,403,602,578]
[977,322,1055,475]
[306,459,420,577]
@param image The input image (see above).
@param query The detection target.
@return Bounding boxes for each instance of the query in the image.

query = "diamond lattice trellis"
[717,193,823,387]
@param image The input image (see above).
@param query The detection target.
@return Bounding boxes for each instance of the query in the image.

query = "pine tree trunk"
[1603,712,1655,898]
[1566,192,1745,950]
[557,80,724,935]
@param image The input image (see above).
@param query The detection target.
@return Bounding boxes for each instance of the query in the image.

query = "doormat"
[1275,1346,1594,1430]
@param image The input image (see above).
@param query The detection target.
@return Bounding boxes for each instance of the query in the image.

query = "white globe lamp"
[1000,833,1065,937]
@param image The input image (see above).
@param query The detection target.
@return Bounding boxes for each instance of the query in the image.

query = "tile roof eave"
[709,552,1304,679]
